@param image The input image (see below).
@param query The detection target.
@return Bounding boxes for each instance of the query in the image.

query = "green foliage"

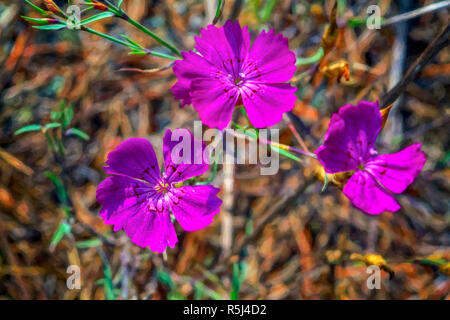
[24,0,48,15]
[50,220,71,250]
[44,171,68,205]
[66,128,90,141]
[14,124,42,135]
[231,262,247,300]
[80,12,115,26]
[33,24,67,30]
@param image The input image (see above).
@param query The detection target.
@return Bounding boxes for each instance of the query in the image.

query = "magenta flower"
[316,101,426,215]
[96,129,222,253]
[171,20,297,130]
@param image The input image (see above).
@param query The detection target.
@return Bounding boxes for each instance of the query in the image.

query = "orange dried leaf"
[44,0,63,15]
[320,60,350,82]
[321,2,339,56]
[380,104,393,130]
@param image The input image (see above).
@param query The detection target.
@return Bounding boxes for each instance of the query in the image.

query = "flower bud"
[92,1,108,11]
[44,0,63,15]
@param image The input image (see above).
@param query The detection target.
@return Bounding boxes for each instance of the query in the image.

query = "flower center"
[154,181,170,194]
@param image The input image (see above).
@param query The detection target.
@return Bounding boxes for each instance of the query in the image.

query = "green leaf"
[66,128,90,141]
[45,122,62,130]
[22,16,50,25]
[194,282,205,300]
[63,104,74,127]
[321,173,329,192]
[296,47,325,66]
[120,33,144,49]
[51,111,62,121]
[103,263,116,300]
[118,0,124,8]
[76,238,102,249]
[14,124,42,135]
[259,0,277,22]
[33,24,67,30]
[25,0,48,15]
[230,263,240,300]
[157,271,174,290]
[213,0,223,24]
[50,221,71,249]
[44,171,68,205]
[80,12,115,25]
[128,49,147,55]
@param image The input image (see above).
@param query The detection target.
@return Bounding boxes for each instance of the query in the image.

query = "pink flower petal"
[171,51,221,107]
[163,129,210,184]
[316,101,382,173]
[96,176,177,253]
[190,78,239,129]
[245,29,296,83]
[104,138,160,185]
[194,20,251,75]
[365,143,426,194]
[96,176,150,227]
[241,82,296,128]
[126,207,178,253]
[343,170,401,215]
[170,185,222,231]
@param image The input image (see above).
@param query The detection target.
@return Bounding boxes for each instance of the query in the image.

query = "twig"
[380,22,450,109]
[382,1,450,27]
[229,0,243,21]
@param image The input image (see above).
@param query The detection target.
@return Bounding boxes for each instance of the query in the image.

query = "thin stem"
[82,26,178,60]
[231,122,316,161]
[119,14,182,57]
[381,22,449,109]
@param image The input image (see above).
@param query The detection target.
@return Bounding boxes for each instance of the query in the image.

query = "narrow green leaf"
[33,24,67,30]
[103,263,116,300]
[128,49,147,55]
[296,47,325,66]
[66,128,90,141]
[76,238,102,249]
[44,171,68,205]
[80,12,115,26]
[321,173,329,192]
[51,111,62,121]
[230,263,240,300]
[194,282,205,300]
[22,16,49,25]
[260,0,277,22]
[213,0,224,24]
[45,122,62,130]
[14,124,42,135]
[118,0,124,8]
[120,33,143,49]
[50,221,71,249]
[63,104,74,127]
[157,271,174,290]
[25,0,48,15]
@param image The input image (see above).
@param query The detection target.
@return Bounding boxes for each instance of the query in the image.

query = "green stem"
[120,14,182,57]
[231,122,304,163]
[99,0,181,57]
[296,47,324,66]
[83,26,177,60]
[44,130,57,153]
[197,160,219,185]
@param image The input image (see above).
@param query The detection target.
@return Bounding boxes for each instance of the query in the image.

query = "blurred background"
[0,0,448,299]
